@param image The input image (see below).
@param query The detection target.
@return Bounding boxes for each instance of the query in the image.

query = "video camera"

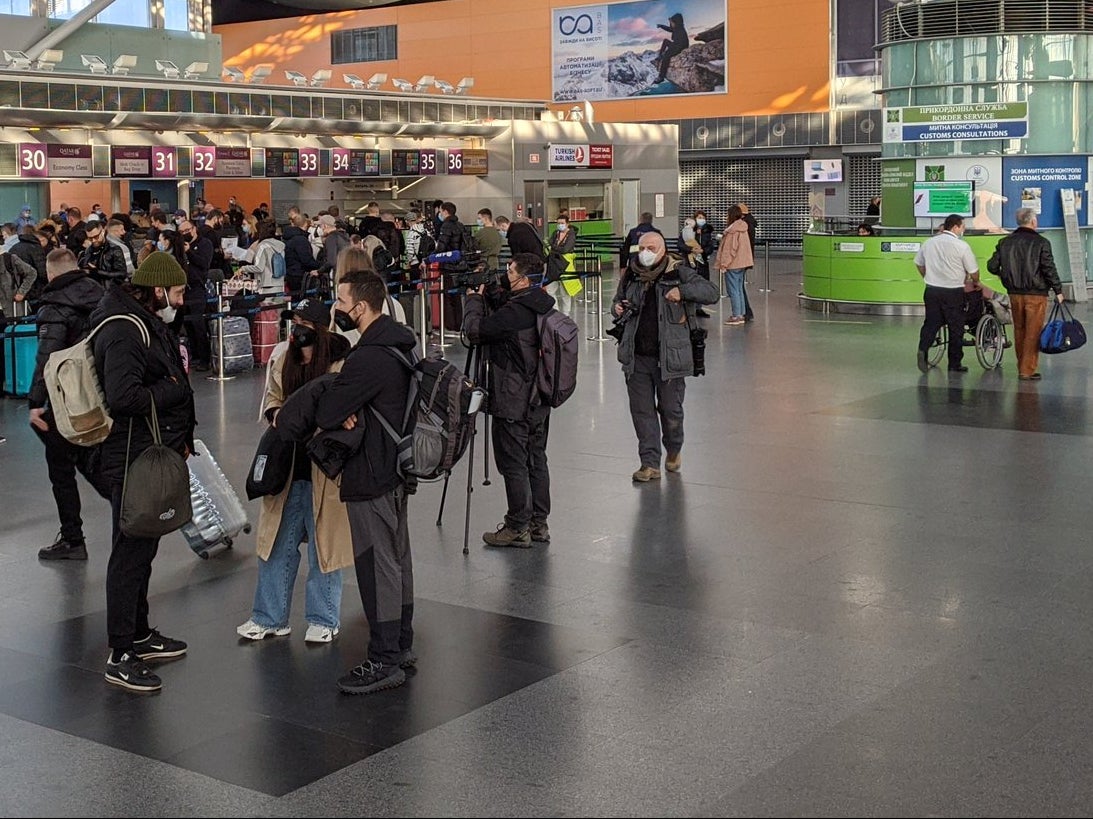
[427,249,490,289]
[605,300,637,343]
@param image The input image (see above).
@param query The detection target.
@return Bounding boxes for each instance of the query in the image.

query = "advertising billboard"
[1001,156,1086,229]
[552,0,726,102]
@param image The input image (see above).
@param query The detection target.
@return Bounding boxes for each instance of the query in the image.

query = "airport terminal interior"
[4,265,1093,816]
[2,0,1093,815]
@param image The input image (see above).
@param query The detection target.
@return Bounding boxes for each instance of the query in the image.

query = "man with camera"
[612,232,718,482]
[464,253,557,547]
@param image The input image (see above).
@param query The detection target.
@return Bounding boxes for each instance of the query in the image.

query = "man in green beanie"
[89,251,195,692]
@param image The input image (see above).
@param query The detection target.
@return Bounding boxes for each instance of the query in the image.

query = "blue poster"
[1002,157,1086,229]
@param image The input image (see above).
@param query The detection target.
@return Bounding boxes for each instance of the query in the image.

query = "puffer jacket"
[715,220,754,271]
[91,287,195,484]
[28,271,104,409]
[613,256,719,381]
[464,286,556,420]
[987,227,1063,296]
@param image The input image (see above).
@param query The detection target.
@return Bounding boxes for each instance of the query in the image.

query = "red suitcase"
[251,305,281,366]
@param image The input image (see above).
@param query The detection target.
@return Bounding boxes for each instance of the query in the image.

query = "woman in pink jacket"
[715,205,754,325]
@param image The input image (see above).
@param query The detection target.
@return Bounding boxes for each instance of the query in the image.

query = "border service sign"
[883,103,1028,143]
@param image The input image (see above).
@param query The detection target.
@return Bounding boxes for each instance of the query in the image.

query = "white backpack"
[45,314,150,446]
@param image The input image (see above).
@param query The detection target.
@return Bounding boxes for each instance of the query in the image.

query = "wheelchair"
[927,289,1012,370]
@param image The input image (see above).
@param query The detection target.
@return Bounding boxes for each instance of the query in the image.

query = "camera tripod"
[434,335,493,555]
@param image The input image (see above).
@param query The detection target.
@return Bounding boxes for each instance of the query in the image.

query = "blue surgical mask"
[157,240,169,252]
[557,223,568,232]
[696,218,706,227]
[499,229,507,239]
[476,218,484,227]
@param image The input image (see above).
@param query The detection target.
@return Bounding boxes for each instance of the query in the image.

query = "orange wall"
[48,180,130,217]
[215,0,830,119]
[201,179,272,212]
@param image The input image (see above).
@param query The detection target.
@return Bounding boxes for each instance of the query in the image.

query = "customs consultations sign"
[883,103,1028,143]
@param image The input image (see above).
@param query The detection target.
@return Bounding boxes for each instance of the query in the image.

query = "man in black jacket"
[464,253,557,547]
[179,219,214,370]
[496,216,545,262]
[79,220,128,288]
[91,251,194,693]
[283,215,321,297]
[987,207,1065,380]
[435,202,470,329]
[315,270,418,695]
[11,227,47,305]
[29,249,110,560]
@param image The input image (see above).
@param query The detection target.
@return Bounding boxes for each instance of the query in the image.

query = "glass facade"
[882,33,1093,156]
[163,0,189,32]
[96,0,150,28]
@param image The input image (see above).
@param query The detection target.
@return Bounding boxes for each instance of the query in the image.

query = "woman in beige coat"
[715,205,755,325]
[237,300,354,644]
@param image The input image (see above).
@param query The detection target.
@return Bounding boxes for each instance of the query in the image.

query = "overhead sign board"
[549,143,612,169]
[884,103,1028,143]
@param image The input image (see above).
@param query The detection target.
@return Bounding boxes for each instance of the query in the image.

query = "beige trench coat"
[255,346,353,572]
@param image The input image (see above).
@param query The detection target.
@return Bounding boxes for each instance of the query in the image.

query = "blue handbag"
[1039,302,1087,354]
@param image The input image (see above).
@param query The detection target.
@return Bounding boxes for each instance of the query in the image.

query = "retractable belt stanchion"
[208,281,235,382]
[759,240,773,293]
[418,268,429,359]
[588,257,610,342]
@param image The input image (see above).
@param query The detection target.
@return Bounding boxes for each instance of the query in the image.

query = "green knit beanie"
[131,251,187,287]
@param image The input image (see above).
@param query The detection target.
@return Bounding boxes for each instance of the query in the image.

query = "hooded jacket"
[613,255,719,381]
[91,286,196,484]
[10,233,47,285]
[314,315,418,502]
[464,285,556,420]
[283,225,319,290]
[28,271,104,409]
[715,220,754,271]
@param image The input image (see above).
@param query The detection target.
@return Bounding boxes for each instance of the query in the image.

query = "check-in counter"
[801,231,1006,314]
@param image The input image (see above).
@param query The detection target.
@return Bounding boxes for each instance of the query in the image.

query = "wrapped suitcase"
[210,315,254,376]
[180,439,251,559]
[3,315,37,398]
[251,305,280,366]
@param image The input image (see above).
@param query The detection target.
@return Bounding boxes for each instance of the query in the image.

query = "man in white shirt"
[915,214,979,373]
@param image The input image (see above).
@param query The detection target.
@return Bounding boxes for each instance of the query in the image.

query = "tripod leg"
[435,473,450,527]
[483,412,491,486]
[462,416,477,555]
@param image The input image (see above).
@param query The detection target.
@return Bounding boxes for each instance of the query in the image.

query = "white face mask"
[638,249,658,267]
[157,305,177,324]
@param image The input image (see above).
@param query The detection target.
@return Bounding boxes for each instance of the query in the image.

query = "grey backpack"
[536,309,579,408]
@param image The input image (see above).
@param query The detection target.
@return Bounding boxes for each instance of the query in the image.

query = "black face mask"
[290,325,317,347]
[333,308,357,332]
[499,273,513,292]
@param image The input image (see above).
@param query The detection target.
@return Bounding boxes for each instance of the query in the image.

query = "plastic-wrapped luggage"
[210,315,253,376]
[180,439,251,559]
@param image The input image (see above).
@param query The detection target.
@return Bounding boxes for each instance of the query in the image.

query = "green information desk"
[802,232,1007,313]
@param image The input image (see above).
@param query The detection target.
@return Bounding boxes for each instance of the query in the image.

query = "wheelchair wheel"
[928,325,947,366]
[974,314,1005,369]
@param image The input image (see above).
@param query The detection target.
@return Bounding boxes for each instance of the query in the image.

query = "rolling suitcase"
[251,304,280,366]
[3,315,37,398]
[180,439,251,559]
[210,315,254,376]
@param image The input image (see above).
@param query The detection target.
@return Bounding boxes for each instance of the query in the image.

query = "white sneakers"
[236,619,291,640]
[304,624,340,643]
[236,620,339,643]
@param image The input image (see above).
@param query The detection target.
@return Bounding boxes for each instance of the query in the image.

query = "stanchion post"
[207,282,235,382]
[588,262,611,342]
[418,276,428,358]
[759,239,773,293]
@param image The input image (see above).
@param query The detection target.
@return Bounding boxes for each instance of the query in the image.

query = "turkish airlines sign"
[549,143,613,168]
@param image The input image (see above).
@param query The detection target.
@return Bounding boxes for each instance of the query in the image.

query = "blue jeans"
[724,269,746,318]
[251,480,342,629]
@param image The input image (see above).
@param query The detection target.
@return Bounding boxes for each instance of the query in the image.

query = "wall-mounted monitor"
[805,159,843,182]
[912,181,976,218]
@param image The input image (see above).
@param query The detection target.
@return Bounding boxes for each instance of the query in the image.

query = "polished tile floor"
[2,262,1093,817]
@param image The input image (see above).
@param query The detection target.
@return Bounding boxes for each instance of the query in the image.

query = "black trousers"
[183,290,211,365]
[33,418,112,542]
[348,487,414,666]
[918,285,966,368]
[106,483,160,652]
[491,405,551,530]
[0,311,6,396]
